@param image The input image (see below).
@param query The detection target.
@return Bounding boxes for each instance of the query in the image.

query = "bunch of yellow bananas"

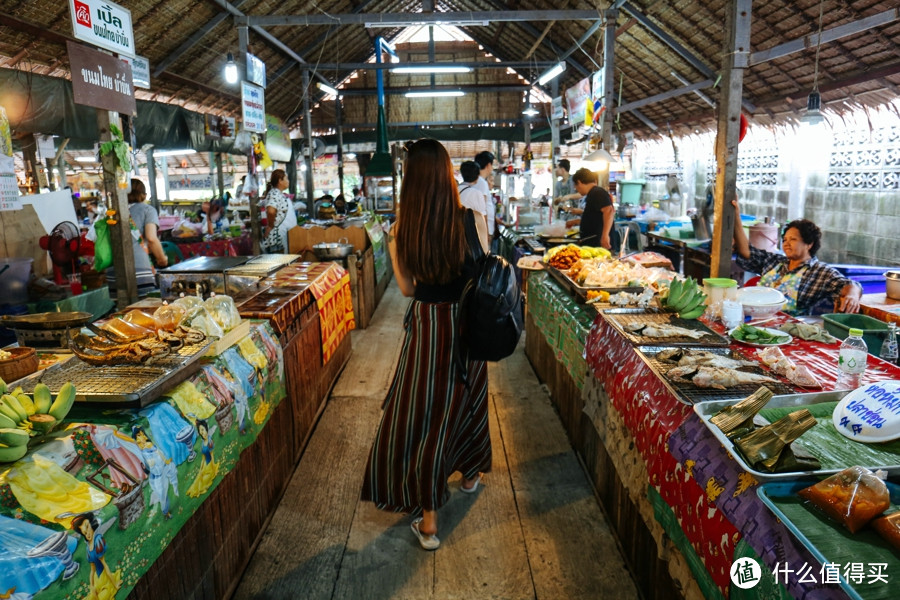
[0,378,76,463]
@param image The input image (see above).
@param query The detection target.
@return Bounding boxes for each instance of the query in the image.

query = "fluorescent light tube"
[405,90,465,98]
[318,82,340,96]
[154,149,197,157]
[522,105,539,116]
[537,62,566,86]
[74,156,97,163]
[391,66,472,74]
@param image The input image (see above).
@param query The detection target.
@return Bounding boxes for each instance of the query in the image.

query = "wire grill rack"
[602,308,729,347]
[16,340,211,407]
[636,345,797,405]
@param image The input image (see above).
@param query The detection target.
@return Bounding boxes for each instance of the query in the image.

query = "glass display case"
[366,174,395,214]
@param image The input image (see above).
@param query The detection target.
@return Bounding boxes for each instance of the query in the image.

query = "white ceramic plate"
[728,325,793,347]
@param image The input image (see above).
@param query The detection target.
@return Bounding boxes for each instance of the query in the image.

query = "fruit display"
[0,377,77,462]
[659,276,708,319]
[543,244,611,269]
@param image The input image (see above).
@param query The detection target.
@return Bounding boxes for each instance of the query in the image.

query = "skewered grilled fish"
[666,366,779,390]
[658,348,757,369]
[625,323,707,340]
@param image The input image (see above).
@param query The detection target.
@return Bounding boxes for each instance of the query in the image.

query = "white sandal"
[411,518,440,550]
[460,474,482,494]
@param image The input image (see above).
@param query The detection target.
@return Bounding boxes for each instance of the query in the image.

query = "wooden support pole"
[600,9,618,189]
[336,97,345,200]
[303,68,315,219]
[146,148,160,212]
[97,109,138,307]
[712,0,752,278]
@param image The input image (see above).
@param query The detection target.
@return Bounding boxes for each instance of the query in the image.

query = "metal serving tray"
[636,345,797,405]
[15,340,211,408]
[691,390,900,482]
[546,266,644,301]
[603,308,729,346]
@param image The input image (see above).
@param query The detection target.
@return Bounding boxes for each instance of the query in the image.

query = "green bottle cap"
[848,328,864,336]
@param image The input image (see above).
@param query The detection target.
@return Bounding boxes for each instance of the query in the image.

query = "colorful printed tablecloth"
[308,263,355,365]
[0,323,285,600]
[585,309,900,599]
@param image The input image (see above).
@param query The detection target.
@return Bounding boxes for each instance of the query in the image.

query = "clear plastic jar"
[702,278,738,320]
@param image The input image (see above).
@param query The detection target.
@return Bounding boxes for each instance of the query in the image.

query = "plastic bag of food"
[122,309,159,331]
[172,294,204,312]
[203,293,241,332]
[871,511,900,550]
[154,302,187,331]
[182,305,225,339]
[798,466,890,533]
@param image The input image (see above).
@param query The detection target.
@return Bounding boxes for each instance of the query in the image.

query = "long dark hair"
[395,139,467,284]
[264,169,287,197]
[127,179,146,204]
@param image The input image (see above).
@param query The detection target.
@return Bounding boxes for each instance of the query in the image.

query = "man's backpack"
[458,210,524,362]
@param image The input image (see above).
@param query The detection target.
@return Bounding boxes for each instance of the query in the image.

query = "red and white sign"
[68,0,135,58]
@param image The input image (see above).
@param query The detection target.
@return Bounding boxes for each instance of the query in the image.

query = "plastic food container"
[822,313,890,357]
[702,278,738,319]
[737,286,786,319]
[886,270,900,300]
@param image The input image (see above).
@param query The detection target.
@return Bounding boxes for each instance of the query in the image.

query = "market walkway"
[235,283,639,600]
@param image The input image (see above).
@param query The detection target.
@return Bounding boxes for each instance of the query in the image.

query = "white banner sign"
[551,96,564,121]
[68,0,135,58]
[0,154,20,211]
[241,82,266,133]
[167,173,235,192]
[122,54,150,89]
[246,53,267,89]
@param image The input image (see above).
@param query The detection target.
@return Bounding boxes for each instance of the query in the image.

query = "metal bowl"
[312,238,355,260]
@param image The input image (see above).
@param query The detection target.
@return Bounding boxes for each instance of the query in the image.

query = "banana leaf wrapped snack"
[798,466,890,533]
[871,511,900,550]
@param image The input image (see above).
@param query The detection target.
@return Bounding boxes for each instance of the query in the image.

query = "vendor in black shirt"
[565,168,619,250]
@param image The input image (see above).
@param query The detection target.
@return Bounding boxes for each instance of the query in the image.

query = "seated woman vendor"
[731,199,861,315]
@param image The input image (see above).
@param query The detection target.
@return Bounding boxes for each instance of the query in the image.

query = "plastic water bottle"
[836,328,868,389]
[880,322,898,365]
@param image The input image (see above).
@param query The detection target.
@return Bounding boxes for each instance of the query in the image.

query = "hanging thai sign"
[121,54,150,89]
[168,173,235,191]
[241,82,266,133]
[67,41,136,115]
[565,77,590,126]
[550,96,564,121]
[265,114,291,162]
[0,107,19,211]
[246,53,267,89]
[68,0,135,58]
[589,70,605,127]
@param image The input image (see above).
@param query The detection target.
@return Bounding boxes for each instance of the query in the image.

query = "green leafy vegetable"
[99,124,132,172]
[731,323,790,345]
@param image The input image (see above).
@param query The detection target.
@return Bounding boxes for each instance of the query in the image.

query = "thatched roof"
[1,0,898,144]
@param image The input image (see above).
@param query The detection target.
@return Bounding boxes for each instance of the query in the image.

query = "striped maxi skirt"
[361,299,491,513]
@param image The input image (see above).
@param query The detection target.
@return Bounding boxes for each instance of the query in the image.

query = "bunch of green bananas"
[579,246,611,259]
[662,277,708,320]
[0,378,76,463]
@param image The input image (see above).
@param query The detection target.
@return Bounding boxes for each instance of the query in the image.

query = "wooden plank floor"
[234,283,639,600]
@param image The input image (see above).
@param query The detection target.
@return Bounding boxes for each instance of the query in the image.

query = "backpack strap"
[463,208,486,261]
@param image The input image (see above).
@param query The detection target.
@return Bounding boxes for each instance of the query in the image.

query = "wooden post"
[303,68,315,219]
[336,97,345,200]
[550,79,560,167]
[600,9,618,190]
[146,148,160,212]
[97,109,138,307]
[712,0,752,278]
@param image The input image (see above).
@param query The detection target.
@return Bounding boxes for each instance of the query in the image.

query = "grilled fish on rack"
[69,332,171,366]
[625,323,707,340]
[666,366,779,390]
[657,348,757,369]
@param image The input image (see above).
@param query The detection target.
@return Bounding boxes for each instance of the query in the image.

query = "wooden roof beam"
[240,11,609,27]
[153,0,249,76]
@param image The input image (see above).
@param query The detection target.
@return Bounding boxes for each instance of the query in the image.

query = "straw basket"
[0,347,38,382]
[86,458,145,530]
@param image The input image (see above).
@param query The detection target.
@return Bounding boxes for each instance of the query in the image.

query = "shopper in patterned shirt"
[732,199,861,315]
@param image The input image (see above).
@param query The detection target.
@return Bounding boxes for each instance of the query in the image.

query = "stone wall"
[629,107,900,267]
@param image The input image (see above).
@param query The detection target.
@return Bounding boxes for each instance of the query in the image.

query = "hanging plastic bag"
[92,219,113,272]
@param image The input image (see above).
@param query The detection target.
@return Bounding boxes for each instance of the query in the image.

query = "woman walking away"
[361,139,491,551]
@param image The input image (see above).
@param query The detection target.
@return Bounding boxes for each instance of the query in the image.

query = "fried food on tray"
[666,365,779,390]
[798,466,891,533]
[625,322,707,340]
[658,348,757,369]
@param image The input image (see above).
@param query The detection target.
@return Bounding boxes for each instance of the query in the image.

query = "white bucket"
[749,223,779,253]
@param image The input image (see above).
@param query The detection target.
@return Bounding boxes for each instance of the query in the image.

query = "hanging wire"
[811,0,825,92]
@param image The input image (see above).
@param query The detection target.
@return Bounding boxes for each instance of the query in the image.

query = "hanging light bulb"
[522,104,539,117]
[224,53,239,84]
[801,0,826,126]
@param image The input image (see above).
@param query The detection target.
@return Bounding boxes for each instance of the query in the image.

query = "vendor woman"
[732,199,861,315]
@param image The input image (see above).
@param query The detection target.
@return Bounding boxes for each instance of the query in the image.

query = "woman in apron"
[732,199,861,315]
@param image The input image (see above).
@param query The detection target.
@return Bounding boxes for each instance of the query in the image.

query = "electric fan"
[39,221,81,285]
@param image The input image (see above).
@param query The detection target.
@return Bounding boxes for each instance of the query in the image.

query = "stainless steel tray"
[546,265,644,300]
[691,390,900,482]
[603,308,729,346]
[16,340,211,408]
[636,345,797,405]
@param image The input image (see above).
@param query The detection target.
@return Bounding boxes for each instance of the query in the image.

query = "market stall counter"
[0,322,289,600]
[525,272,900,600]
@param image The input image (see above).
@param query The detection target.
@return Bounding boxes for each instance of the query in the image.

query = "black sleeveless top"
[413,210,480,303]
